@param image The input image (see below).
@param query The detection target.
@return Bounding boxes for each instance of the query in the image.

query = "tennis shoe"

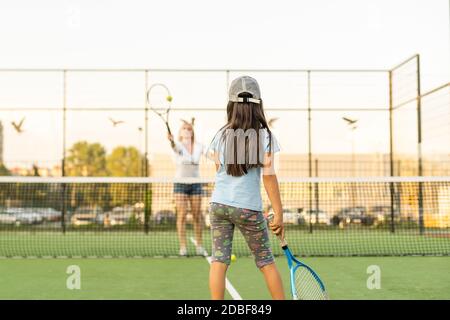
[196,246,208,257]
[179,247,187,256]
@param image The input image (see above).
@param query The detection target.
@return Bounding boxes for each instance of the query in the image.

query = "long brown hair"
[215,92,272,177]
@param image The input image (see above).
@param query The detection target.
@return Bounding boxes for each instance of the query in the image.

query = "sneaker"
[196,246,208,257]
[179,247,187,256]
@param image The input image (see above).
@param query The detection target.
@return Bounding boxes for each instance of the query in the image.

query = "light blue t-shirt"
[209,128,280,212]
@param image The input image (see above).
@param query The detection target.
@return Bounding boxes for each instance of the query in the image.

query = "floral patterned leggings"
[209,202,274,268]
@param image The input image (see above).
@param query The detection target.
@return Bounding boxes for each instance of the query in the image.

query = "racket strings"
[294,267,328,300]
[147,91,171,119]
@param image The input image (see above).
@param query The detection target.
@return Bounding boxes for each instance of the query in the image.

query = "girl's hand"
[168,133,174,142]
[269,213,284,237]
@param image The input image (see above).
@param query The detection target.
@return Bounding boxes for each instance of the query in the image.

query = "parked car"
[280,208,306,225]
[71,206,103,226]
[102,205,144,226]
[332,207,375,226]
[152,210,176,225]
[0,210,18,225]
[35,207,62,222]
[6,208,43,225]
[301,209,331,225]
[369,206,400,224]
[264,207,305,225]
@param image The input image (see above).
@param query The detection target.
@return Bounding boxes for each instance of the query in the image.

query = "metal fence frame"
[0,54,448,235]
[0,66,390,179]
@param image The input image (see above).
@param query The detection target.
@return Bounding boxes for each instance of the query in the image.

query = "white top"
[172,141,205,178]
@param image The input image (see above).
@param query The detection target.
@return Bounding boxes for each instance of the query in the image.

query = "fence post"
[416,55,425,235]
[314,159,319,226]
[61,70,67,234]
[144,70,150,234]
[307,71,313,234]
[388,70,395,233]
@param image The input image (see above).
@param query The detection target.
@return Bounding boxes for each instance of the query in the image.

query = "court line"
[189,237,243,300]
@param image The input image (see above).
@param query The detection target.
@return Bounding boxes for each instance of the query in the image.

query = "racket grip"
[166,123,172,135]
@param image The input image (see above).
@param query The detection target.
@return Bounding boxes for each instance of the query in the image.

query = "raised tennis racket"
[146,83,173,135]
[267,212,329,300]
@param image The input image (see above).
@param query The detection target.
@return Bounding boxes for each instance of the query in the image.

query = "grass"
[0,256,449,299]
[1,228,448,299]
[0,229,449,257]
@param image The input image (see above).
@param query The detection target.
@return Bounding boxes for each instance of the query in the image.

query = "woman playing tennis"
[208,76,285,300]
[168,120,208,257]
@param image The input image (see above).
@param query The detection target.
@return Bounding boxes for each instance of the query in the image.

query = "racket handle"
[166,123,172,135]
[166,125,176,149]
[278,235,288,248]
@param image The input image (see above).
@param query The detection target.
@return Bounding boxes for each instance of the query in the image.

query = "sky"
[0,0,448,168]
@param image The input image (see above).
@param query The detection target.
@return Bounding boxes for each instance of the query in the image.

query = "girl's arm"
[168,133,181,154]
[262,152,284,236]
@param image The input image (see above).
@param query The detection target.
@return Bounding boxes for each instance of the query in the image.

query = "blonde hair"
[178,122,195,145]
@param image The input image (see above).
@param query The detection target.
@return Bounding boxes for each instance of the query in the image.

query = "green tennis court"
[1,256,449,299]
[1,178,449,300]
[0,0,448,303]
[1,229,449,257]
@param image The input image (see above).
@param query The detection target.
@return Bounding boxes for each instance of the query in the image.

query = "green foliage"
[65,141,108,177]
[106,146,142,177]
[62,142,147,210]
[0,163,11,176]
[128,214,139,227]
[106,146,145,207]
[65,142,144,178]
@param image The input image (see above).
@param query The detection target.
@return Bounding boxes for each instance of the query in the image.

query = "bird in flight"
[267,117,278,128]
[11,117,25,133]
[109,117,125,127]
[268,117,279,128]
[342,117,358,125]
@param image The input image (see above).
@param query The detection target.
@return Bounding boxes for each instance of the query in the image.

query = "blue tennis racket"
[267,212,329,300]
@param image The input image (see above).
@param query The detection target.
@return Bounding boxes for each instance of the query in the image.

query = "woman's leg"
[209,262,228,300]
[174,193,188,251]
[260,263,285,300]
[189,195,202,246]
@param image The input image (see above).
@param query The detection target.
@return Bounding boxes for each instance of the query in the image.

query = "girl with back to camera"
[208,76,285,300]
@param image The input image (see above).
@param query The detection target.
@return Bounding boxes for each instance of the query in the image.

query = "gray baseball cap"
[228,76,261,104]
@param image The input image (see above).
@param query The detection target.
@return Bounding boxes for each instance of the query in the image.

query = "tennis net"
[0,176,449,258]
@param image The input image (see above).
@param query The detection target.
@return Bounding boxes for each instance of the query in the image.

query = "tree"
[0,163,11,176]
[0,164,11,207]
[65,141,110,210]
[65,141,108,177]
[107,146,144,208]
[106,146,142,177]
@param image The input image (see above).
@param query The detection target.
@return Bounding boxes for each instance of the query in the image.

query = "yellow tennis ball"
[166,95,173,102]
[231,254,237,262]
